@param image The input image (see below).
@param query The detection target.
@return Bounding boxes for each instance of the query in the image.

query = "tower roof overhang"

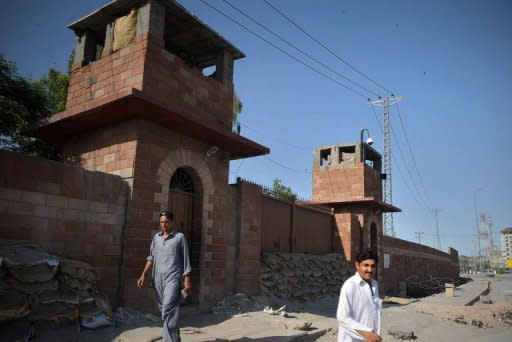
[312,197,401,213]
[32,88,269,160]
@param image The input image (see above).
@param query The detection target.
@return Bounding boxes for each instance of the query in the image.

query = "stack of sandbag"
[57,259,96,295]
[260,253,352,301]
[30,289,79,323]
[0,288,30,321]
[79,292,112,329]
[0,241,112,328]
[0,241,60,296]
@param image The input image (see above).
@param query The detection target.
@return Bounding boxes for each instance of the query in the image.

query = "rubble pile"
[0,241,111,327]
[260,253,351,301]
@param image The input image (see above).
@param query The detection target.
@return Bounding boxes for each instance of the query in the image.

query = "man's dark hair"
[356,249,379,263]
[159,210,174,221]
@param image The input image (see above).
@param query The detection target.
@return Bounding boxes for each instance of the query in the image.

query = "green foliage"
[232,91,243,127]
[272,178,297,201]
[0,53,69,160]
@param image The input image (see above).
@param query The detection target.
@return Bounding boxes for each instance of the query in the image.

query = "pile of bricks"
[260,253,352,301]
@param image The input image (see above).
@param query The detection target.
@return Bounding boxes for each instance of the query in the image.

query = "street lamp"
[474,186,486,272]
[360,128,373,163]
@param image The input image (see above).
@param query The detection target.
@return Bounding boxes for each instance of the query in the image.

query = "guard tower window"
[338,146,356,164]
[320,148,332,166]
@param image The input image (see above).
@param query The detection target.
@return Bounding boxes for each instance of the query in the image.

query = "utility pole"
[487,215,494,251]
[432,209,442,250]
[369,96,403,237]
[415,231,424,244]
[474,187,485,271]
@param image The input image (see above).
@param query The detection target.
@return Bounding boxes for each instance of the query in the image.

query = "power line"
[369,105,428,212]
[199,0,370,99]
[263,0,394,95]
[394,103,430,200]
[221,0,381,97]
[390,120,430,207]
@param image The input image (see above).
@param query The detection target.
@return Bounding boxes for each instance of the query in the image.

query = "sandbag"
[37,289,79,306]
[7,278,58,295]
[8,262,59,283]
[57,258,96,294]
[29,301,78,322]
[0,256,6,278]
[0,288,30,321]
[80,312,112,330]
[113,8,137,52]
[79,293,112,319]
[0,241,59,269]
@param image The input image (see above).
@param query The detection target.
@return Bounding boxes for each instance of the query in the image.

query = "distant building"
[501,227,512,268]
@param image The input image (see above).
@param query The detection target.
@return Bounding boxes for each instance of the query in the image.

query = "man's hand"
[137,274,145,288]
[358,330,382,342]
[184,275,192,294]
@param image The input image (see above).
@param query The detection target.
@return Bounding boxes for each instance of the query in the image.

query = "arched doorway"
[168,168,202,304]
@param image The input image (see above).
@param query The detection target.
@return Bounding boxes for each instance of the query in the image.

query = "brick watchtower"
[35,0,269,311]
[311,142,400,276]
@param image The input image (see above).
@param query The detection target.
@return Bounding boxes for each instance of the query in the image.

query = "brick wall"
[65,33,233,131]
[381,235,459,296]
[143,36,233,128]
[235,181,263,295]
[312,164,382,203]
[66,33,148,112]
[0,151,129,302]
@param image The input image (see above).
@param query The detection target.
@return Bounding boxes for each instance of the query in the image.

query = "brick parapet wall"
[143,36,233,128]
[65,33,233,131]
[312,164,382,202]
[66,33,149,113]
[0,151,129,302]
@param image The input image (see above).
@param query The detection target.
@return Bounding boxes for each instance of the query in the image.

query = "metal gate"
[168,168,201,303]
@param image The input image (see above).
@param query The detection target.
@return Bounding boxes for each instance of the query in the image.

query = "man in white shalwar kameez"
[337,249,382,342]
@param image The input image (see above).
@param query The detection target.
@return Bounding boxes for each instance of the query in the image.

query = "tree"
[0,53,69,160]
[232,91,243,133]
[272,178,297,201]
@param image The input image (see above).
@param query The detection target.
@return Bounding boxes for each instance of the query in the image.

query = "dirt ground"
[2,275,512,341]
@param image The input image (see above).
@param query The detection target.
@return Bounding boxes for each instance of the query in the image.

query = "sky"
[1,0,511,257]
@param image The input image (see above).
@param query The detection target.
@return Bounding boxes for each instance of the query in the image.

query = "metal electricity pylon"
[369,96,404,237]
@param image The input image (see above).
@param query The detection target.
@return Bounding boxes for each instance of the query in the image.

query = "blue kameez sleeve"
[181,234,192,276]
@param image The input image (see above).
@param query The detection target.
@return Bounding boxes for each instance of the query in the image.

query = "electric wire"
[221,0,381,97]
[263,0,394,95]
[369,105,428,211]
[394,103,430,199]
[199,0,370,99]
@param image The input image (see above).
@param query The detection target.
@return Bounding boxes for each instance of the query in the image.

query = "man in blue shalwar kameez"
[137,210,192,342]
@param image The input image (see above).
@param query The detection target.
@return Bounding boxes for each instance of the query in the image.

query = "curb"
[464,281,491,306]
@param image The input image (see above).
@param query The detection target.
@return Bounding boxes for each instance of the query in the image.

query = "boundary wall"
[382,235,459,296]
[0,151,129,302]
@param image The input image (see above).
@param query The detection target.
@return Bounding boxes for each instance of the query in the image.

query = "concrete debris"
[264,305,287,316]
[383,297,418,305]
[260,253,351,301]
[181,327,202,334]
[276,319,313,331]
[0,241,111,326]
[113,307,160,327]
[387,328,417,340]
[233,313,250,318]
[212,293,259,314]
